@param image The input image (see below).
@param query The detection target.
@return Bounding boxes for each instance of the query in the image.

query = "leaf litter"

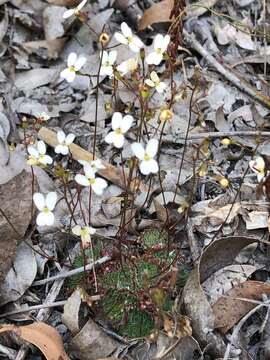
[0,0,270,359]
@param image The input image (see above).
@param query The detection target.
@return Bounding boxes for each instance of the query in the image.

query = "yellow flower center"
[39,154,45,160]
[127,36,133,43]
[89,178,95,185]
[105,61,110,66]
[156,48,162,54]
[74,9,80,16]
[43,207,50,214]
[68,66,76,72]
[115,128,122,135]
[81,227,89,236]
[144,154,151,161]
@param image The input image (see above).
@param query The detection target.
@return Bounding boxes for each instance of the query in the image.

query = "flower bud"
[159,108,173,122]
[221,138,231,146]
[99,32,110,45]
[219,177,229,188]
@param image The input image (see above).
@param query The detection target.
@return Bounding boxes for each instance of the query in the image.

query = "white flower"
[72,225,96,248]
[249,156,265,182]
[78,159,105,173]
[105,112,133,148]
[63,0,87,19]
[75,164,107,195]
[60,52,86,83]
[117,58,138,76]
[146,34,170,65]
[27,140,53,166]
[33,192,57,226]
[145,71,166,93]
[100,50,117,77]
[37,112,50,121]
[55,130,75,155]
[114,22,144,52]
[131,139,159,175]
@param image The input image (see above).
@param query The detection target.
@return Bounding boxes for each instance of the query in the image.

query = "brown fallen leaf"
[46,0,80,6]
[22,38,67,59]
[0,322,70,360]
[139,0,221,31]
[213,280,270,333]
[0,170,33,284]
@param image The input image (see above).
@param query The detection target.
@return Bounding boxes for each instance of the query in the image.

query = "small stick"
[0,301,66,319]
[33,255,111,286]
[183,29,270,109]
[166,130,270,141]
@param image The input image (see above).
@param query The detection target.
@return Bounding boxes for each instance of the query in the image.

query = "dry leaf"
[139,0,173,31]
[22,38,67,59]
[0,170,33,284]
[62,288,81,334]
[46,0,80,5]
[213,280,270,333]
[0,322,70,360]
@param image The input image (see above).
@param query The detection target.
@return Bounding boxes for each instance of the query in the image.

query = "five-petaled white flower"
[249,156,265,182]
[33,192,57,226]
[131,139,159,175]
[117,58,138,76]
[115,22,144,52]
[72,225,96,248]
[105,112,134,148]
[100,50,117,77]
[75,164,107,195]
[146,34,170,65]
[78,159,105,173]
[27,141,53,166]
[60,52,86,83]
[55,130,75,155]
[63,0,87,19]
[145,71,166,93]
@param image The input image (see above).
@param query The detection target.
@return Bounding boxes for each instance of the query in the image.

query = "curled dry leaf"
[182,236,258,357]
[0,322,70,360]
[213,280,270,333]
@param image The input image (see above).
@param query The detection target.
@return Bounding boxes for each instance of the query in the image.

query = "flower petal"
[145,79,155,88]
[101,50,108,63]
[27,146,39,158]
[129,41,140,53]
[91,159,105,170]
[67,52,77,67]
[117,60,128,74]
[84,164,95,178]
[146,52,162,65]
[111,112,122,130]
[154,34,164,50]
[150,71,159,83]
[72,225,82,236]
[42,155,53,165]
[113,133,124,148]
[91,177,107,195]
[36,212,48,226]
[65,133,75,145]
[121,22,132,37]
[75,174,90,186]
[146,139,158,158]
[55,145,65,154]
[105,131,117,144]
[44,212,55,226]
[37,140,46,155]
[63,9,75,18]
[100,65,113,77]
[156,81,166,93]
[77,0,87,10]
[147,159,159,173]
[66,70,76,83]
[132,36,144,49]
[57,130,66,144]
[46,192,57,211]
[131,143,145,160]
[120,115,133,133]
[89,227,96,235]
[74,56,86,71]
[161,34,170,53]
[33,192,45,211]
[114,32,128,45]
[139,160,151,175]
[108,50,117,64]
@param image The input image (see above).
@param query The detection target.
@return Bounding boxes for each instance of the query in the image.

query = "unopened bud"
[219,177,229,188]
[221,138,231,146]
[99,32,110,45]
[159,109,173,122]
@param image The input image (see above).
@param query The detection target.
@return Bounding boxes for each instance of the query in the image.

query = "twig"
[33,255,111,286]
[183,29,270,109]
[0,301,66,319]
[164,130,270,141]
[223,302,270,360]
